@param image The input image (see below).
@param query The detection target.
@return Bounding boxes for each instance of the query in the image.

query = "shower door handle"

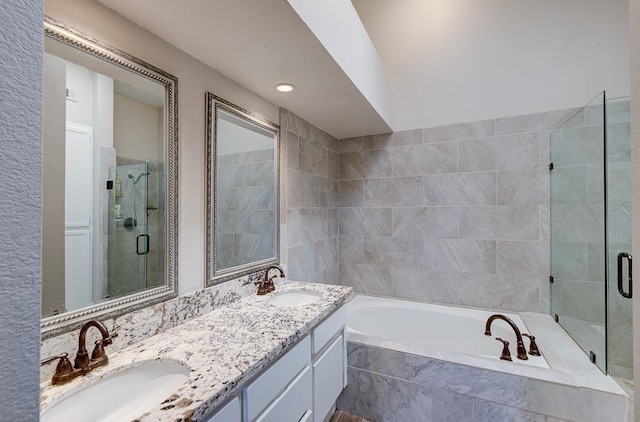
[617,252,632,299]
[136,234,149,255]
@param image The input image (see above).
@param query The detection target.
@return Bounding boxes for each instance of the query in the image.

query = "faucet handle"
[495,338,512,361]
[522,333,541,356]
[91,333,118,360]
[41,353,74,379]
[41,352,70,367]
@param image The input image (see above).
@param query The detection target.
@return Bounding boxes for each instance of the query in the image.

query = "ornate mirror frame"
[206,93,280,286]
[41,17,179,337]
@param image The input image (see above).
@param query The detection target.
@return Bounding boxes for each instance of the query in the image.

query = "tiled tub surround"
[280,109,340,285]
[338,108,580,313]
[40,281,353,420]
[338,295,629,422]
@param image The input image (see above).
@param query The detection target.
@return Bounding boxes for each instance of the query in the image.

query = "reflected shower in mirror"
[42,18,178,334]
[206,93,279,285]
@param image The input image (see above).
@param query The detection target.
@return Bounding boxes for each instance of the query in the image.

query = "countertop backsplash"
[40,271,266,383]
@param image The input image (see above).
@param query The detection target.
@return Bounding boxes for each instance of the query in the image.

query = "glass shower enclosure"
[550,92,633,389]
[108,161,152,298]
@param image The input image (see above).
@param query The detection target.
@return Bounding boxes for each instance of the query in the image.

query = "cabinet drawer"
[245,336,311,421]
[312,305,346,354]
[255,365,312,422]
[313,335,344,422]
[203,397,240,422]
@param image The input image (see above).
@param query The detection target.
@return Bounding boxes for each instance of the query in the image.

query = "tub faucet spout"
[484,314,528,360]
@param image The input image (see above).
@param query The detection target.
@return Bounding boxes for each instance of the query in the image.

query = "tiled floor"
[330,410,374,422]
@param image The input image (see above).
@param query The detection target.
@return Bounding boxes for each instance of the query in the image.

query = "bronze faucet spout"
[257,265,285,295]
[484,314,528,360]
[75,320,113,369]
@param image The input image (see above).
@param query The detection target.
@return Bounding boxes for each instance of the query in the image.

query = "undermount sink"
[41,361,189,422]
[268,290,322,307]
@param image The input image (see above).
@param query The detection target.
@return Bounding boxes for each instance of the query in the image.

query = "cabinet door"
[312,306,346,354]
[203,397,240,422]
[245,336,311,421]
[255,366,312,422]
[313,335,344,422]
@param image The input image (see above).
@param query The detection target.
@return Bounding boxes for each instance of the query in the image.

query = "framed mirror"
[206,93,279,285]
[41,17,178,336]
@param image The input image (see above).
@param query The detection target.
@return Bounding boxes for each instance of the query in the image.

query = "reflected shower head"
[128,172,151,184]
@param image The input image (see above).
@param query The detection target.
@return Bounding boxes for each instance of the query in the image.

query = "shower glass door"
[605,97,633,385]
[550,92,607,372]
[107,162,149,298]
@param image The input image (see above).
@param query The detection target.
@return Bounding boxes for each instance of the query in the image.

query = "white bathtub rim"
[346,294,627,397]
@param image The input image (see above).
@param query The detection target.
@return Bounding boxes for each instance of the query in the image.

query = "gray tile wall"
[338,109,577,313]
[280,109,340,284]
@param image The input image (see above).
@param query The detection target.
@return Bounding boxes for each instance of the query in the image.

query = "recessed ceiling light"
[275,83,295,93]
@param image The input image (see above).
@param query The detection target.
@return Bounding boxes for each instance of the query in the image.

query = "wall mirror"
[206,93,279,285]
[41,18,178,336]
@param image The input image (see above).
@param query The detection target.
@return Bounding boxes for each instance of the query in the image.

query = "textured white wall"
[0,0,43,418]
[353,0,630,132]
[630,1,640,419]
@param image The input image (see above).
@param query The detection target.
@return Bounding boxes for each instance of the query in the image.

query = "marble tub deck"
[40,281,353,421]
[340,306,630,422]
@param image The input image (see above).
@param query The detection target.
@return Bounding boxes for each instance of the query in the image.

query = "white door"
[64,123,93,310]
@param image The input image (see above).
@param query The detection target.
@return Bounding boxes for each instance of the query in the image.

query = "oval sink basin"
[41,361,189,422]
[268,290,322,307]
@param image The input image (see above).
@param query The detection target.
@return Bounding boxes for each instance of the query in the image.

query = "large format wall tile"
[459,205,540,241]
[392,142,458,176]
[364,236,423,268]
[459,133,539,172]
[495,109,578,135]
[281,110,339,284]
[424,239,496,274]
[335,109,573,313]
[340,149,392,180]
[497,241,550,277]
[423,119,494,143]
[392,207,458,239]
[339,236,364,264]
[497,168,549,205]
[392,267,459,304]
[339,264,392,296]
[339,208,392,236]
[424,172,496,206]
[339,180,363,207]
[459,273,540,312]
[363,176,424,206]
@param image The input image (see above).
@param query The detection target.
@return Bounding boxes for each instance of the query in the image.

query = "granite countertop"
[40,281,353,421]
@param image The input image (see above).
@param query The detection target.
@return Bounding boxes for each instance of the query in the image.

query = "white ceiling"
[97,0,390,139]
[97,0,630,138]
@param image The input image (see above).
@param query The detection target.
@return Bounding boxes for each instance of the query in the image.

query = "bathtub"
[338,294,630,422]
[348,294,549,368]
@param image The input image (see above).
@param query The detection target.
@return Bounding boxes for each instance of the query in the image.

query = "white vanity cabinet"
[203,304,347,422]
[203,397,241,422]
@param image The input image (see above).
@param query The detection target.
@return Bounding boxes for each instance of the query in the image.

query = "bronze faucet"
[523,333,541,356]
[256,265,285,295]
[41,320,118,385]
[484,314,528,360]
[494,337,512,361]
